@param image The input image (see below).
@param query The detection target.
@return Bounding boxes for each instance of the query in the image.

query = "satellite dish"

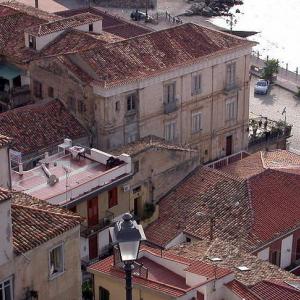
[48,174,59,186]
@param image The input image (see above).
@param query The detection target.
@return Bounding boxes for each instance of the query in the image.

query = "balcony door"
[88,197,98,227]
[226,135,233,156]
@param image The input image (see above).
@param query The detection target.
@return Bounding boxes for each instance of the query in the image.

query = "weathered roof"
[170,239,297,286]
[26,12,102,36]
[145,167,252,248]
[11,191,81,254]
[0,188,10,203]
[111,135,196,156]
[55,7,152,38]
[38,29,123,58]
[71,22,254,88]
[0,99,88,155]
[0,1,60,63]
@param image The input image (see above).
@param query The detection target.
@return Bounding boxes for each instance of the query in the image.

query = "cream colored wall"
[92,272,173,300]
[0,146,11,188]
[13,226,81,300]
[94,51,251,161]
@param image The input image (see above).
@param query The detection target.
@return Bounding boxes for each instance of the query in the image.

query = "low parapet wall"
[94,0,157,9]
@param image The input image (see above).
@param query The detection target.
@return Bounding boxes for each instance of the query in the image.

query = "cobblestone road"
[250,78,300,152]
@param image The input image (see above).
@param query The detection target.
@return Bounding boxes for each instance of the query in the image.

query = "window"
[28,34,36,49]
[270,250,281,266]
[226,62,236,88]
[192,73,201,95]
[33,80,42,98]
[0,278,12,300]
[225,98,237,121]
[78,101,86,113]
[191,111,202,133]
[68,97,76,112]
[127,94,136,112]
[108,188,118,208]
[127,133,137,144]
[48,86,54,98]
[89,23,93,32]
[164,82,176,103]
[133,160,139,173]
[115,101,120,111]
[99,287,110,300]
[49,244,64,278]
[164,121,176,141]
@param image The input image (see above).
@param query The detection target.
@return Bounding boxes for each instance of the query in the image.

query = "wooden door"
[87,197,98,227]
[226,135,233,156]
[89,235,98,260]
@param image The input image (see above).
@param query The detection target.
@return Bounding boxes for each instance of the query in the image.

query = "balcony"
[80,211,115,238]
[0,85,31,111]
[164,99,178,114]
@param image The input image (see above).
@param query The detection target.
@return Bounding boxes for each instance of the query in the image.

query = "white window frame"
[164,121,176,141]
[164,82,176,104]
[226,62,236,88]
[49,243,64,280]
[191,111,202,133]
[225,97,237,121]
[191,73,201,95]
[0,277,13,300]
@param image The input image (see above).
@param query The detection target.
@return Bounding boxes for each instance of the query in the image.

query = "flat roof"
[12,150,129,205]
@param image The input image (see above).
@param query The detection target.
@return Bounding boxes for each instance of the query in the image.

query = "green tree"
[262,59,279,82]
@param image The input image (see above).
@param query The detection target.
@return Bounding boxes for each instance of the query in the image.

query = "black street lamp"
[109,213,146,300]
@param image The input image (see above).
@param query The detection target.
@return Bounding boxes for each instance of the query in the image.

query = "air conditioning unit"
[123,184,130,192]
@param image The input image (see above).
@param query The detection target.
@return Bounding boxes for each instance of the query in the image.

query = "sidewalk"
[251,55,300,94]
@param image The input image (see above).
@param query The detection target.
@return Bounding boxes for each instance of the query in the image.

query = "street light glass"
[109,213,146,262]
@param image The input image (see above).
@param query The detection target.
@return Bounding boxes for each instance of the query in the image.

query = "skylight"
[208,257,222,262]
[237,266,251,271]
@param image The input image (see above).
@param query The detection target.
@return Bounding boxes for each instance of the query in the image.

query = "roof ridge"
[12,202,81,219]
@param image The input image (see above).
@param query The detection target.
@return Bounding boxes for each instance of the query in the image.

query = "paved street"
[250,78,300,152]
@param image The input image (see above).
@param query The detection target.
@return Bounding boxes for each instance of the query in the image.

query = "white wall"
[80,236,89,261]
[98,228,110,255]
[165,233,186,249]
[75,20,102,34]
[257,247,270,261]
[281,234,293,268]
[185,272,207,286]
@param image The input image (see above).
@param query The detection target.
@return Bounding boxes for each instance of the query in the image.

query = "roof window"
[236,266,251,271]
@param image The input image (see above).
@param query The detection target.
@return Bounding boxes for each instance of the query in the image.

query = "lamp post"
[109,213,146,300]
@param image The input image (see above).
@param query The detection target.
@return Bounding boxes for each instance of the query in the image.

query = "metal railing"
[164,100,177,114]
[206,151,249,169]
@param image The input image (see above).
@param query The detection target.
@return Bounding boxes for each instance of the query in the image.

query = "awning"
[0,63,22,80]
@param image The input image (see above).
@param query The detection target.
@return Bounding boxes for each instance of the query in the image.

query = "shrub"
[82,281,93,300]
[142,202,155,220]
[262,59,279,82]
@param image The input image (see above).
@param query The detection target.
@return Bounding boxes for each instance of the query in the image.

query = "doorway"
[226,135,233,156]
[89,235,98,260]
[87,197,98,227]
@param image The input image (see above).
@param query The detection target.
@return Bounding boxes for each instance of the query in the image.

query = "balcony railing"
[0,85,31,109]
[164,99,177,114]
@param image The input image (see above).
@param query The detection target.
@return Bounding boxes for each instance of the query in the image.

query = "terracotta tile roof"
[0,99,88,155]
[250,280,300,300]
[225,280,260,300]
[145,167,252,248]
[1,1,60,21]
[0,134,12,148]
[55,7,152,38]
[0,2,60,63]
[261,149,300,169]
[170,239,297,286]
[249,168,300,245]
[72,23,254,88]
[26,12,102,36]
[111,135,196,156]
[89,245,232,297]
[11,191,81,254]
[220,151,264,179]
[38,29,123,58]
[0,187,10,202]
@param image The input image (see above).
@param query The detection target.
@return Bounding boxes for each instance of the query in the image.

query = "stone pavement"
[251,55,300,94]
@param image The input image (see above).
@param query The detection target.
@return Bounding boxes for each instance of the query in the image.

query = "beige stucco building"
[0,186,82,300]
[24,9,255,163]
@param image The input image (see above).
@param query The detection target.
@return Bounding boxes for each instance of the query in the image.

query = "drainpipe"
[242,54,248,151]
[210,65,215,161]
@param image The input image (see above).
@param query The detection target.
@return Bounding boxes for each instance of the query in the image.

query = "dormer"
[25,12,103,51]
